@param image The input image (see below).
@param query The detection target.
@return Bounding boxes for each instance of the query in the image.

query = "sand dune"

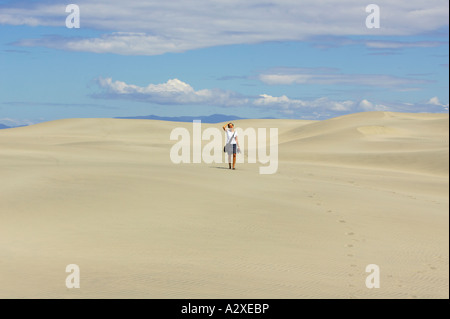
[0,111,448,298]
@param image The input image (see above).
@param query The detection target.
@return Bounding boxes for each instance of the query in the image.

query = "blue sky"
[0,0,448,126]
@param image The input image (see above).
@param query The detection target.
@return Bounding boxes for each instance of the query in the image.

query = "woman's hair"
[228,123,234,128]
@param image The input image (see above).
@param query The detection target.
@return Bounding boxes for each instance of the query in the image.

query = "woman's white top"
[226,129,238,144]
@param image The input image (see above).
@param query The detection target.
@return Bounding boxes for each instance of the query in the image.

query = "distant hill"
[115,114,247,123]
[0,124,28,129]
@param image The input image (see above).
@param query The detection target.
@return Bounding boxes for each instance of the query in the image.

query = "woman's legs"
[227,145,237,169]
[232,144,237,169]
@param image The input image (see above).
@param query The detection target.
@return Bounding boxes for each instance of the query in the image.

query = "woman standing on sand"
[223,122,240,170]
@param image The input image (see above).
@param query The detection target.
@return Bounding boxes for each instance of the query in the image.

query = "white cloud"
[251,94,449,116]
[258,67,430,88]
[359,99,374,110]
[359,99,389,111]
[2,0,448,55]
[428,96,442,105]
[18,32,192,56]
[357,98,449,113]
[98,77,358,114]
[427,96,449,110]
[96,77,449,116]
[310,37,448,50]
[0,3,62,27]
[253,95,355,113]
[365,41,446,49]
[97,77,249,106]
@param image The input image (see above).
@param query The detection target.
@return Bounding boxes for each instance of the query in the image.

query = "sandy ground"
[0,111,448,298]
